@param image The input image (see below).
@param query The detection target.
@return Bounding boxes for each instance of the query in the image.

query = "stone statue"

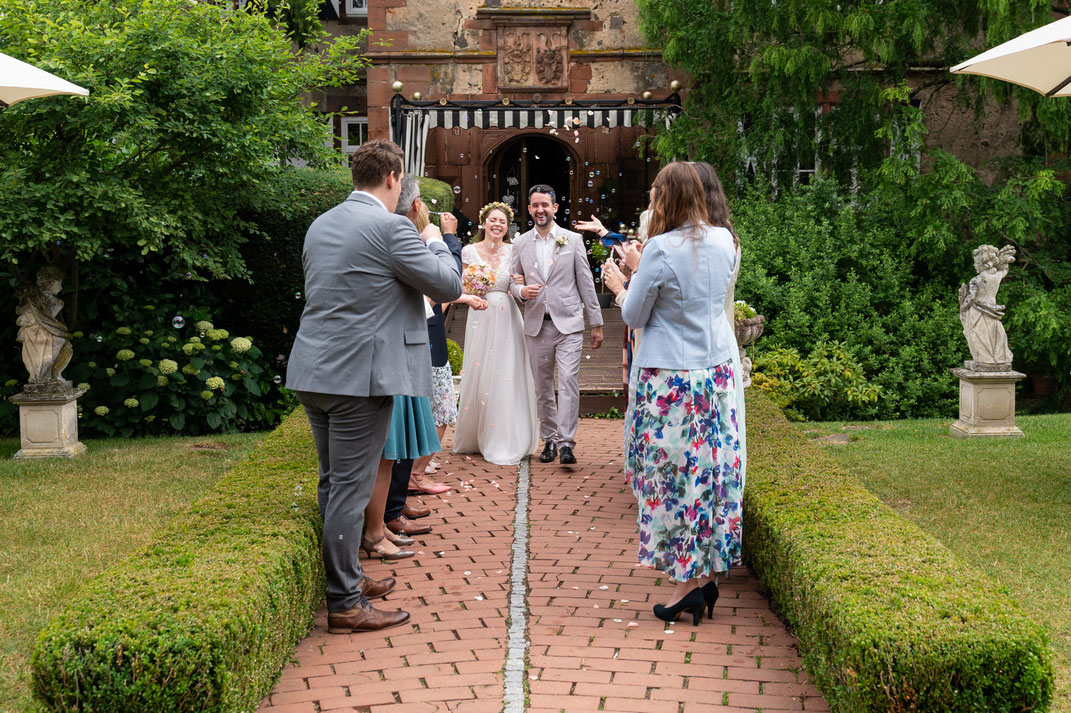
[957,244,1016,370]
[15,266,73,390]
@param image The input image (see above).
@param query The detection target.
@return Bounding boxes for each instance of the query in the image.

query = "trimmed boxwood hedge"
[744,392,1053,712]
[31,412,322,712]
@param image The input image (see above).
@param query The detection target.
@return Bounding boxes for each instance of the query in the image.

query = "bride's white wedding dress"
[453,243,539,465]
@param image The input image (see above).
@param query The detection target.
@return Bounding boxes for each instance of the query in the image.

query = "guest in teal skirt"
[362,396,440,560]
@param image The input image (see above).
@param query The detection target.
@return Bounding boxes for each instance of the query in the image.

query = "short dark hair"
[528,184,556,203]
[351,139,404,189]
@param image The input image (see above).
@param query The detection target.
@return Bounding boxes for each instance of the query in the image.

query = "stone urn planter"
[452,374,462,404]
[734,315,765,389]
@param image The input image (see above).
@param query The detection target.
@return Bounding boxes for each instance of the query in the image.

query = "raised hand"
[621,240,642,272]
[574,215,607,234]
[419,222,443,245]
[441,212,458,236]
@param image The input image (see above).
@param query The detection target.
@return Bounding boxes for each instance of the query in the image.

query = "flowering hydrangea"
[94,406,109,416]
[158,359,178,374]
[206,328,228,341]
[231,337,253,353]
[200,390,214,401]
[73,331,84,338]
[139,338,150,345]
[88,362,97,368]
[116,349,135,361]
[206,376,225,391]
[77,383,90,391]
[212,345,222,352]
[194,343,206,351]
[6,379,19,387]
[182,364,200,375]
[182,343,195,355]
[229,361,239,369]
[157,376,168,387]
[139,359,152,367]
[145,330,154,337]
[123,398,139,408]
[105,368,115,377]
[116,327,132,335]
[195,321,214,332]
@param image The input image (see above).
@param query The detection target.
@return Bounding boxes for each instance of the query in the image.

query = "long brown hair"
[690,162,739,249]
[645,162,709,241]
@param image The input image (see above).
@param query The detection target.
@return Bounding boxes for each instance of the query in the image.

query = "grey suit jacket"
[509,223,603,337]
[286,192,462,397]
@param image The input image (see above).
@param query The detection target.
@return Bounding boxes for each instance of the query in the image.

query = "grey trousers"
[526,319,584,450]
[297,390,392,613]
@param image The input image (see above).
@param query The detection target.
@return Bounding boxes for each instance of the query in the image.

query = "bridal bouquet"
[462,262,496,296]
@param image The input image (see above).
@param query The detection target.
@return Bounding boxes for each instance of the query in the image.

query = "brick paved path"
[258,420,829,713]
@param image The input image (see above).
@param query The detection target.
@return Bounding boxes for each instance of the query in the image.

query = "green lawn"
[0,433,265,713]
[803,412,1071,713]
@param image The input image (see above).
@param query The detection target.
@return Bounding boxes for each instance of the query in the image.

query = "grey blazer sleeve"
[572,236,604,328]
[388,217,463,304]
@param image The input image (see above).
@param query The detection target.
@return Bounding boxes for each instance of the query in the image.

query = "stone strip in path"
[259,420,830,712]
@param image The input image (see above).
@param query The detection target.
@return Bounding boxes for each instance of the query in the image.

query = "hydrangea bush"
[64,305,295,438]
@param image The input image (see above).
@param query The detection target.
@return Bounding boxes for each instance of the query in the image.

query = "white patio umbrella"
[951,14,1071,96]
[0,50,89,107]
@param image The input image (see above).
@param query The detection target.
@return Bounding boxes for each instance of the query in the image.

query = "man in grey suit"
[509,184,603,465]
[286,139,462,633]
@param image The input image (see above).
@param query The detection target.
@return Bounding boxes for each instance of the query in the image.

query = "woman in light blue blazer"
[618,162,743,627]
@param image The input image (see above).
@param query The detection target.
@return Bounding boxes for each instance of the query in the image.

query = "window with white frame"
[341,0,367,17]
[339,117,368,153]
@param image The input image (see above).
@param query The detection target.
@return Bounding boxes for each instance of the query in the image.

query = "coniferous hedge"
[744,392,1053,712]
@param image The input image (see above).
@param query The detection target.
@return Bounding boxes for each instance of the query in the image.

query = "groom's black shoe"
[539,441,557,463]
[558,446,576,465]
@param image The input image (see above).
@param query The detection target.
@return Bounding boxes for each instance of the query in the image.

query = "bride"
[453,202,539,465]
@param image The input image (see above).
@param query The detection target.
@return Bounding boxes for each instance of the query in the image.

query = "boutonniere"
[554,234,568,252]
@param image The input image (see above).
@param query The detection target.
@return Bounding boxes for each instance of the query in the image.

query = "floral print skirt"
[430,364,458,427]
[626,362,743,582]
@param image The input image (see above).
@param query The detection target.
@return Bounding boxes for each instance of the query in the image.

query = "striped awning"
[389,94,682,176]
[400,105,675,131]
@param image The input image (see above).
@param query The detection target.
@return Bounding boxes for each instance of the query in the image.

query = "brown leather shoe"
[402,502,431,519]
[386,514,433,536]
[359,575,396,600]
[327,599,409,634]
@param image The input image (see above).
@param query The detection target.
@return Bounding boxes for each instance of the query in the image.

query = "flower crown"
[479,201,515,224]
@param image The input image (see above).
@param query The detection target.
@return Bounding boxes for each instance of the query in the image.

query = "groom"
[510,184,603,465]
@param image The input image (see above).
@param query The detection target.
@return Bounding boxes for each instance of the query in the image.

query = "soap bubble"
[589,172,594,178]
[587,181,593,187]
[453,186,462,194]
[95,335,103,343]
[294,291,302,299]
[172,316,185,329]
[273,375,282,384]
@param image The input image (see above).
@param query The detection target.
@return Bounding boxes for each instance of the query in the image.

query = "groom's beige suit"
[509,222,603,450]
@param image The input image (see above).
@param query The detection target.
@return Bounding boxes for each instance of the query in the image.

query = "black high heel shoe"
[701,581,719,620]
[652,588,705,627]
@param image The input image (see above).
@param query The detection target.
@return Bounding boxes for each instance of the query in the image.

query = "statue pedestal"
[9,385,87,459]
[949,367,1025,439]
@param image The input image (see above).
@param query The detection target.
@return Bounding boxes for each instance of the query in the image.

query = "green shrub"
[744,392,1053,712]
[733,178,964,419]
[64,304,293,437]
[446,338,463,376]
[31,411,322,713]
[419,176,455,224]
[751,341,881,421]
